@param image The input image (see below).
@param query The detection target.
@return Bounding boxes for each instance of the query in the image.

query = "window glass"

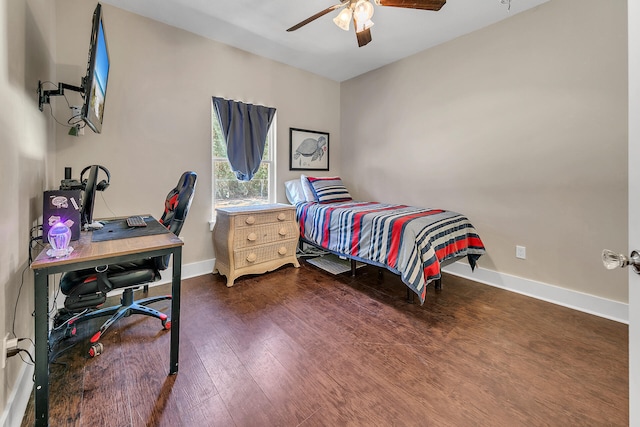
[212,112,275,213]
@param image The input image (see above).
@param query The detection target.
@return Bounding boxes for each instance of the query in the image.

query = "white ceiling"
[100,0,549,82]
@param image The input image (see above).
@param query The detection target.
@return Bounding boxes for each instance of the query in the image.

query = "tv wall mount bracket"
[38,80,86,111]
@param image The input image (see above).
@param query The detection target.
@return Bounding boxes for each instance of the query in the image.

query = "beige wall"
[1,0,57,421]
[53,1,341,266]
[341,0,628,303]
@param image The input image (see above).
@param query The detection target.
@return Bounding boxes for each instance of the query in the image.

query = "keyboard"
[126,216,147,227]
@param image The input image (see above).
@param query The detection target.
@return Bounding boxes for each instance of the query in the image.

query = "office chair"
[58,171,197,356]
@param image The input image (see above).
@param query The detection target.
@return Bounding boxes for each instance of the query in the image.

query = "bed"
[286,176,486,304]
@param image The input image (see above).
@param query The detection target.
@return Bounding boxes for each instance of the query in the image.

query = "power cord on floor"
[296,245,329,258]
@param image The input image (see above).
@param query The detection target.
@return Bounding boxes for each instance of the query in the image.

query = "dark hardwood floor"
[21,260,628,426]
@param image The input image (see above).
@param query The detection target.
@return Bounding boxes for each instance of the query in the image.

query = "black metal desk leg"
[169,246,182,375]
[33,269,49,427]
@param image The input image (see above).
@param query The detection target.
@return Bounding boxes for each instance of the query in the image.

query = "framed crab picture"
[289,128,329,171]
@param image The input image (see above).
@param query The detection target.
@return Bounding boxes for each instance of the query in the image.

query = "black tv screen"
[81,165,99,226]
[82,3,110,134]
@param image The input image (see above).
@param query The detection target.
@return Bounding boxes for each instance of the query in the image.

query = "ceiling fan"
[286,0,447,47]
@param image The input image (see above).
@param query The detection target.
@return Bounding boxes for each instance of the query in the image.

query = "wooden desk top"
[31,228,183,270]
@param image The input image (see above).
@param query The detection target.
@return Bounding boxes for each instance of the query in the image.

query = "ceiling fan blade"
[375,0,446,11]
[287,4,345,32]
[356,28,372,47]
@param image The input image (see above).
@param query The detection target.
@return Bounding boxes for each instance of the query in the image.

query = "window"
[211,111,276,216]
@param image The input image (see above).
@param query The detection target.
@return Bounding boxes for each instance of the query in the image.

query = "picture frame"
[289,128,329,171]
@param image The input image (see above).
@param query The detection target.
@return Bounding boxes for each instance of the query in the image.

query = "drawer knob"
[245,216,256,225]
[277,213,287,221]
[247,232,257,241]
[278,227,287,236]
[278,246,287,256]
[246,253,257,263]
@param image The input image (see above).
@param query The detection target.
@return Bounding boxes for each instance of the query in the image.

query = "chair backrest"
[156,171,197,270]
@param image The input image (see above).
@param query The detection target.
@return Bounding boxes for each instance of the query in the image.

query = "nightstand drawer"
[233,240,298,269]
[235,209,295,228]
[234,222,299,248]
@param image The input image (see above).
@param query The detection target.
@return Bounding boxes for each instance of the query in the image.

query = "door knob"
[602,249,640,273]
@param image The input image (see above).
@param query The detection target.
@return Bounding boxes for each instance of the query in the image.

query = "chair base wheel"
[89,343,103,358]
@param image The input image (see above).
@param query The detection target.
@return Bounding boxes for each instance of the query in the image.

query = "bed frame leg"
[351,259,357,277]
[435,278,442,290]
[406,288,415,304]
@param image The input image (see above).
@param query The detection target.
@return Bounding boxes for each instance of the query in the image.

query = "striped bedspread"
[296,201,486,303]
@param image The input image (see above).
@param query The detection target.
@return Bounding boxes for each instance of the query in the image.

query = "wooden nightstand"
[213,204,300,287]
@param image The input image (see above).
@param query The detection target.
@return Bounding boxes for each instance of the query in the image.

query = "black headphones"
[80,165,111,191]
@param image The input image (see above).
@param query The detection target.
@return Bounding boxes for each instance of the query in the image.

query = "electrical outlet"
[516,245,526,260]
[6,337,18,351]
[1,334,19,369]
[1,334,6,369]
[2,334,9,369]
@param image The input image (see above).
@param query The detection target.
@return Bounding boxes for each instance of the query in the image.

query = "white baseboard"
[156,258,215,285]
[442,261,629,324]
[1,342,34,427]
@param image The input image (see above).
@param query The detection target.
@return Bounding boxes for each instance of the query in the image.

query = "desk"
[30,226,184,427]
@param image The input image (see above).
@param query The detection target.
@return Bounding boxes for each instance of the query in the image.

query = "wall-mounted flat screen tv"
[82,3,110,134]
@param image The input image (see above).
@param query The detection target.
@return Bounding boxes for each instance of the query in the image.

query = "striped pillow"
[307,177,352,203]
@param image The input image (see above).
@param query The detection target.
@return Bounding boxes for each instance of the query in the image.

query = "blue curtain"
[212,97,276,182]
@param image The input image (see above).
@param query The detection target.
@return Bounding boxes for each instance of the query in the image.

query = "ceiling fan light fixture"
[333,8,353,31]
[287,0,447,48]
[354,0,375,22]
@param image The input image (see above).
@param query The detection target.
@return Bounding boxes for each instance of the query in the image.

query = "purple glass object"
[48,222,72,258]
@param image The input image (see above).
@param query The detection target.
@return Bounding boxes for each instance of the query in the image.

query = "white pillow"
[284,180,306,204]
[300,174,316,202]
